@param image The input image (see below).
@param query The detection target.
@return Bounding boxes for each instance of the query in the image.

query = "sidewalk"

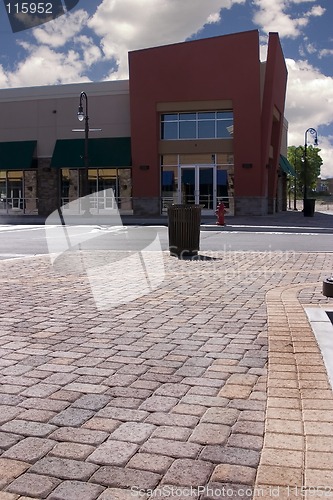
[0,244,332,498]
[0,208,333,232]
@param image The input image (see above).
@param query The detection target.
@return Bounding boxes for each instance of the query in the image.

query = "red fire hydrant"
[215,202,226,226]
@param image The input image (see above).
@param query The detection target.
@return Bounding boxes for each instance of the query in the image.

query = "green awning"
[279,154,296,177]
[0,141,37,170]
[51,137,131,168]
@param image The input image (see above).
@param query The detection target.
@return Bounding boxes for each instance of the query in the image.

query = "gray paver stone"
[200,446,260,467]
[109,422,156,443]
[5,472,60,498]
[18,398,70,412]
[29,456,98,481]
[49,427,109,445]
[201,408,240,425]
[127,452,173,474]
[47,480,104,500]
[49,442,96,460]
[90,466,161,489]
[140,438,201,459]
[97,487,149,500]
[211,464,256,485]
[71,394,112,410]
[96,407,149,422]
[1,420,57,438]
[0,405,24,425]
[227,433,264,451]
[161,458,214,486]
[139,396,179,412]
[0,432,22,450]
[87,440,138,466]
[145,412,199,428]
[2,437,56,463]
[189,423,231,445]
[49,408,95,427]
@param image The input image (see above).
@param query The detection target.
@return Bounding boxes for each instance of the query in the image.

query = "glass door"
[181,167,196,205]
[180,166,215,213]
[199,167,214,210]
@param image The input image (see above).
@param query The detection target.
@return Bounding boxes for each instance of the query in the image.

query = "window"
[161,111,233,140]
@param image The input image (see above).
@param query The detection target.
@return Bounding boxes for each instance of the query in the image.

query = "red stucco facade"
[129,30,287,216]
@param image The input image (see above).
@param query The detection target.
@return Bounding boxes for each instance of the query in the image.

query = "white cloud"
[306,5,326,17]
[252,0,325,38]
[88,0,246,79]
[319,48,333,59]
[33,9,89,48]
[285,58,333,178]
[0,45,91,87]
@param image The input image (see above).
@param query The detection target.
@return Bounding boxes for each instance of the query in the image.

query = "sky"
[0,0,332,178]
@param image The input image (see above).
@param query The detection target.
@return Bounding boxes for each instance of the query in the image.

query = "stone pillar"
[37,159,60,216]
[133,197,160,215]
[234,196,268,216]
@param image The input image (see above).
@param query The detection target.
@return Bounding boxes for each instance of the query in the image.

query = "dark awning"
[51,137,131,168]
[279,154,296,177]
[0,141,37,170]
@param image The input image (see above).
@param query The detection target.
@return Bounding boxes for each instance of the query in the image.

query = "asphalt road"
[0,223,332,260]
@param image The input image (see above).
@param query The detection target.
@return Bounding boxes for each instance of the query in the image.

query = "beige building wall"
[0,80,131,158]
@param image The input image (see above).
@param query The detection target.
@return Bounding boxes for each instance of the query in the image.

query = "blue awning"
[162,171,174,186]
[217,170,227,185]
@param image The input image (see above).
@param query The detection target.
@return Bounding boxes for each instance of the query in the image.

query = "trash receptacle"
[303,198,316,217]
[168,204,202,258]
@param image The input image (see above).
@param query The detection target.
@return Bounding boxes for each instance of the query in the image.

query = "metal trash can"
[303,198,315,217]
[168,204,202,258]
[323,277,333,298]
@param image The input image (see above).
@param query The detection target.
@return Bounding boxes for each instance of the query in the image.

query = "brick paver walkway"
[0,248,332,500]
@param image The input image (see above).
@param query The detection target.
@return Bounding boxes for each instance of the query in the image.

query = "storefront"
[0,30,289,217]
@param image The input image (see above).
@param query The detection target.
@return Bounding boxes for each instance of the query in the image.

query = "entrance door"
[180,166,215,213]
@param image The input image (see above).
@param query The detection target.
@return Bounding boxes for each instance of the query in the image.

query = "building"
[0,30,289,218]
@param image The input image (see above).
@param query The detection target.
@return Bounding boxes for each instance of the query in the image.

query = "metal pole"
[303,127,318,216]
[303,132,308,212]
[78,91,90,214]
[294,150,297,210]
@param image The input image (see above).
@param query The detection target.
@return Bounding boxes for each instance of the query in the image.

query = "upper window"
[161,111,233,140]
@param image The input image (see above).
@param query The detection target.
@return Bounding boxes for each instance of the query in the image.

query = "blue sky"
[0,0,332,177]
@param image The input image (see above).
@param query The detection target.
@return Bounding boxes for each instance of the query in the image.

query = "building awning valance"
[279,154,296,177]
[0,141,37,170]
[51,137,131,168]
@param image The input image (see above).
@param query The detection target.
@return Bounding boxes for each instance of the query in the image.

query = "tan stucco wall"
[0,80,131,158]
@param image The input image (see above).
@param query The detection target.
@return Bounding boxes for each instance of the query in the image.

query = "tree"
[287,145,323,197]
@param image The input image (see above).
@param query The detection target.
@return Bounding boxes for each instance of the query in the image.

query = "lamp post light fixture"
[72,91,101,215]
[303,127,318,216]
[77,91,89,171]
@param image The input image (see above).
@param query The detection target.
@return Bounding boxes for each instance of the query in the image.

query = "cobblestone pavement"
[0,248,332,500]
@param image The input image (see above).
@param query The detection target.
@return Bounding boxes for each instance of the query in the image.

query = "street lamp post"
[77,91,89,214]
[293,149,298,211]
[303,127,318,216]
[73,91,101,215]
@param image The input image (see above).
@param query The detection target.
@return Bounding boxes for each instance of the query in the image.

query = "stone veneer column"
[37,158,60,216]
[132,197,161,216]
[234,197,268,216]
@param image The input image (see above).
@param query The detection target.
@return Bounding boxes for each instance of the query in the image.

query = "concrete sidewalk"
[1,207,333,230]
[0,247,332,499]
